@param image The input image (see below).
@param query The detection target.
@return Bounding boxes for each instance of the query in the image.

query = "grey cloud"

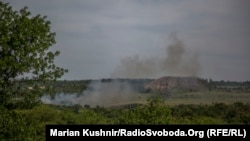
[2,0,250,81]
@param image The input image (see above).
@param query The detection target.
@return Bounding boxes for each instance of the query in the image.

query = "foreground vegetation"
[1,97,250,140]
[1,2,250,140]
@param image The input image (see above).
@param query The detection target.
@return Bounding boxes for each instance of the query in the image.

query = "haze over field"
[42,80,141,107]
[3,0,250,81]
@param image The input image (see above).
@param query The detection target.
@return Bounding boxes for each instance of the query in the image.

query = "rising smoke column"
[111,32,201,78]
[111,54,157,79]
[160,32,201,77]
[160,32,185,76]
[41,33,201,107]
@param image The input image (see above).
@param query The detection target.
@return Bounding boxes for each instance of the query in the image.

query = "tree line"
[1,98,250,140]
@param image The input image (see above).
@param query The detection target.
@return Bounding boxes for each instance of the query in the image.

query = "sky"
[3,0,250,81]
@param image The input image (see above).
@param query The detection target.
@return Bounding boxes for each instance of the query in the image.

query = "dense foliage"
[0,99,249,140]
[0,2,67,108]
[1,2,249,141]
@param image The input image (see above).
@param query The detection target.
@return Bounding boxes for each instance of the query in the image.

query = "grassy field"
[164,90,250,106]
[106,89,250,107]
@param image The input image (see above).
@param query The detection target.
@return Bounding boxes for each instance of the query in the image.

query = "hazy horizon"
[3,0,250,81]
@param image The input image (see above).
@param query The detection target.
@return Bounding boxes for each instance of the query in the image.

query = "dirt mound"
[144,76,204,93]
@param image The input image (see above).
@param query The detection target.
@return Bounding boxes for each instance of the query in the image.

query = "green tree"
[0,2,68,108]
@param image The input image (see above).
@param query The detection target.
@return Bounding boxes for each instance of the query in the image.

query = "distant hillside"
[144,76,205,94]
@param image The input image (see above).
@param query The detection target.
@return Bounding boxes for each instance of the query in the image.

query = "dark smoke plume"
[41,33,201,107]
[111,32,201,78]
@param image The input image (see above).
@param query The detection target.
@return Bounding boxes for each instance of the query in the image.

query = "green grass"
[164,90,250,106]
[105,89,250,107]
